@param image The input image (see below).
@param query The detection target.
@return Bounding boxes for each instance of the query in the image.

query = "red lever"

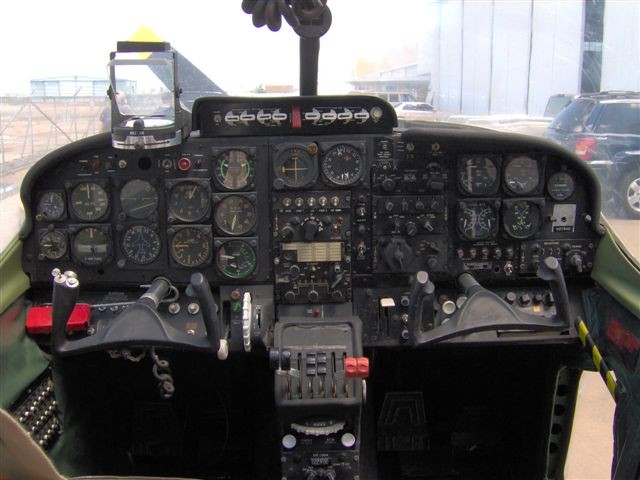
[26,304,91,335]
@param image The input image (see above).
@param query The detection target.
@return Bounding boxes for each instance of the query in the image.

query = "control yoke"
[407,257,572,347]
[50,270,227,358]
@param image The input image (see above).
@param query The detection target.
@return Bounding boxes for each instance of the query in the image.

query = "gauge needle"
[231,215,237,231]
[220,254,235,260]
[188,186,196,200]
[85,184,91,199]
[130,202,156,212]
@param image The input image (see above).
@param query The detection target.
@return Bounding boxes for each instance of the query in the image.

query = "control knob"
[281,224,296,241]
[405,221,418,237]
[383,238,413,272]
[381,177,396,192]
[302,218,323,241]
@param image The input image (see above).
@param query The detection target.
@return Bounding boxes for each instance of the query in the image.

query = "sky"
[0,0,434,95]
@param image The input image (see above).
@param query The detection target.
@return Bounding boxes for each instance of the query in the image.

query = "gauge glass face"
[121,225,161,265]
[274,146,317,188]
[457,202,498,240]
[120,180,159,219]
[70,182,109,221]
[504,156,540,194]
[39,230,67,260]
[458,155,499,195]
[72,227,110,266]
[503,201,541,239]
[547,172,575,201]
[321,144,364,186]
[216,240,257,279]
[215,150,254,190]
[214,195,256,235]
[170,227,211,267]
[167,181,210,222]
[38,192,65,220]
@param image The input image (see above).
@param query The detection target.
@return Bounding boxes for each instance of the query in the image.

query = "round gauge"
[503,201,541,239]
[170,227,211,267]
[321,144,364,186]
[273,145,317,189]
[458,155,499,195]
[167,181,210,222]
[70,182,109,221]
[39,231,67,260]
[72,227,111,266]
[120,180,159,219]
[216,240,257,279]
[121,225,161,265]
[214,150,254,190]
[504,156,540,195]
[37,192,65,220]
[547,172,575,201]
[214,195,257,235]
[456,202,498,240]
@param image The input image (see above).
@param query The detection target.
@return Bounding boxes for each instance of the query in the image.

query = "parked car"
[545,91,640,218]
[543,93,578,118]
[394,101,439,126]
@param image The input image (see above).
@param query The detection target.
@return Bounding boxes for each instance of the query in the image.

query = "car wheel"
[619,170,640,219]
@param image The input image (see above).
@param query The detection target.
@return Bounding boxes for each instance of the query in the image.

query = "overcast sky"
[0,1,434,95]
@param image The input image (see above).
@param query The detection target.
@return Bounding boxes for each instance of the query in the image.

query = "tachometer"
[321,144,364,186]
[170,227,211,267]
[121,225,161,265]
[214,149,254,190]
[456,201,498,240]
[72,227,111,266]
[214,195,257,235]
[37,192,66,220]
[39,230,67,260]
[70,182,109,221]
[273,144,317,189]
[458,155,499,195]
[216,240,257,279]
[167,181,211,223]
[503,201,541,239]
[504,155,540,195]
[120,180,159,219]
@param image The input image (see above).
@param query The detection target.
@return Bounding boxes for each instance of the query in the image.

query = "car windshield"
[549,99,596,133]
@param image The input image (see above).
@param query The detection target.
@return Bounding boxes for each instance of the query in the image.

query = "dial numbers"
[39,230,67,260]
[456,202,499,240]
[121,225,161,265]
[503,201,541,239]
[214,195,257,236]
[170,227,211,267]
[70,182,109,221]
[216,240,257,279]
[167,181,211,223]
[321,144,364,186]
[215,150,254,190]
[458,155,499,195]
[37,192,65,220]
[504,156,540,195]
[120,180,159,219]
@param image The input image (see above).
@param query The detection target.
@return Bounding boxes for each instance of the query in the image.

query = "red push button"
[26,304,91,334]
[345,356,370,378]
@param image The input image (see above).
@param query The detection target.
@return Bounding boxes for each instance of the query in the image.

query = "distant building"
[350,64,430,103]
[30,76,116,99]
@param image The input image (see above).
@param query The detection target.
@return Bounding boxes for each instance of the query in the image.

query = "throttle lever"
[536,256,570,325]
[51,269,80,354]
[407,271,436,346]
[189,273,228,360]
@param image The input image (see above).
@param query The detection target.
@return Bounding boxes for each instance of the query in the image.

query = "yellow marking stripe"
[577,320,588,347]
[605,371,617,400]
[592,346,603,372]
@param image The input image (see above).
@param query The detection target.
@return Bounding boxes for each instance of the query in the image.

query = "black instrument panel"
[23,127,600,292]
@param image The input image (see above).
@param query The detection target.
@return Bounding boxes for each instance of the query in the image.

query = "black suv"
[545,91,640,218]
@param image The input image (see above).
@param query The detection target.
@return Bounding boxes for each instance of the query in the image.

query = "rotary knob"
[307,290,320,302]
[382,177,396,192]
[405,221,418,237]
[281,224,295,240]
[302,218,323,241]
